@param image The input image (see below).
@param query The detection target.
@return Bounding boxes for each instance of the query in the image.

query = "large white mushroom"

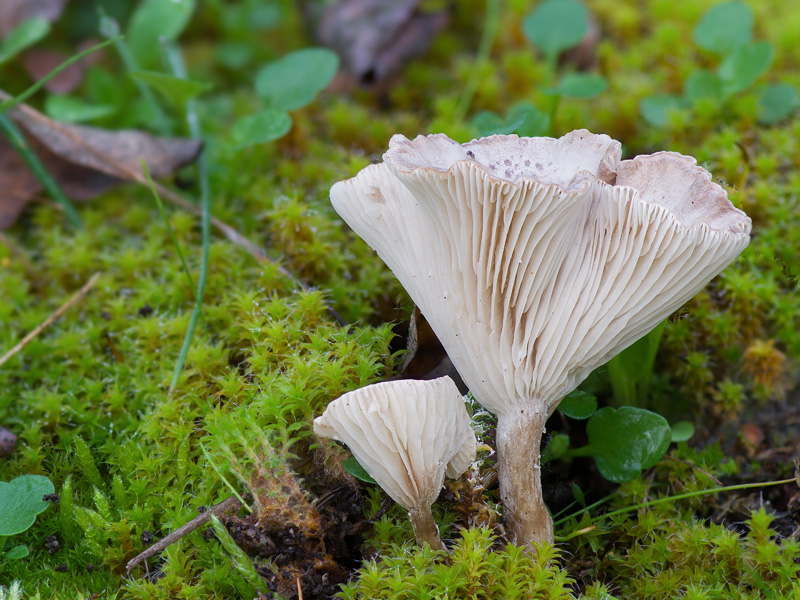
[313,376,476,550]
[330,130,751,549]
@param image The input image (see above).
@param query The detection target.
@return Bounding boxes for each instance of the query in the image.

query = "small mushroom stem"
[408,505,446,551]
[495,406,553,550]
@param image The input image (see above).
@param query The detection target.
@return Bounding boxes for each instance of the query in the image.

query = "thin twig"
[0,272,101,367]
[126,496,241,574]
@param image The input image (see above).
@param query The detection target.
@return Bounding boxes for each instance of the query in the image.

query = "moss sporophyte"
[329,130,751,551]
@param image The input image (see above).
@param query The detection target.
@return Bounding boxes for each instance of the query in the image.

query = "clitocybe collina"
[330,130,751,551]
[314,377,476,550]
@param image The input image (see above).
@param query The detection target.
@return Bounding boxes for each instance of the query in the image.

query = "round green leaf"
[232,109,292,148]
[718,41,774,96]
[44,95,117,123]
[550,73,607,99]
[684,70,722,102]
[510,101,550,137]
[342,456,377,485]
[522,0,589,61]
[0,18,51,65]
[127,0,196,68]
[255,48,340,112]
[472,110,527,137]
[542,433,570,463]
[692,1,754,56]
[670,421,695,443]
[5,544,30,560]
[639,94,685,127]
[571,483,586,507]
[0,474,54,536]
[558,390,598,420]
[581,407,671,482]
[757,83,800,125]
[130,71,212,108]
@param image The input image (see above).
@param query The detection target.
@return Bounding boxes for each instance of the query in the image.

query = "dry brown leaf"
[0,0,69,36]
[22,49,84,93]
[315,0,448,86]
[398,306,465,390]
[23,39,104,94]
[0,90,203,228]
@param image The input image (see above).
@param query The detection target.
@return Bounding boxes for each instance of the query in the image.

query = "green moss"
[337,528,574,600]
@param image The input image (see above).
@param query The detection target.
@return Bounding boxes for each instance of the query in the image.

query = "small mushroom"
[330,130,751,549]
[313,376,476,550]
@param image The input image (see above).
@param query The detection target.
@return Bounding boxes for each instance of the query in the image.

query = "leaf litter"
[0,89,202,228]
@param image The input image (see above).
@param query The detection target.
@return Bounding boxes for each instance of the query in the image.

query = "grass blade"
[0,37,122,115]
[141,162,196,300]
[0,113,82,229]
[163,43,211,394]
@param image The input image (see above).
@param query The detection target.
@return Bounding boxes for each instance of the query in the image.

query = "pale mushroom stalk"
[314,377,476,551]
[495,407,552,544]
[330,130,751,550]
[408,506,446,551]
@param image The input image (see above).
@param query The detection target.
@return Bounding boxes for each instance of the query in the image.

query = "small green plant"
[567,406,672,482]
[0,18,50,66]
[606,321,667,408]
[547,387,693,481]
[0,474,54,560]
[473,0,607,137]
[232,47,340,148]
[641,1,799,127]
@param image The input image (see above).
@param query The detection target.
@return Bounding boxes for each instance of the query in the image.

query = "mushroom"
[329,130,751,549]
[313,376,476,550]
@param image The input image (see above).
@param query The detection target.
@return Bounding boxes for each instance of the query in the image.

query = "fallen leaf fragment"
[0,0,69,36]
[315,0,448,85]
[0,90,203,228]
[22,49,85,94]
[0,426,17,457]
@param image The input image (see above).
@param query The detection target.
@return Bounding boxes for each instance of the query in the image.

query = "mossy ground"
[1,0,799,598]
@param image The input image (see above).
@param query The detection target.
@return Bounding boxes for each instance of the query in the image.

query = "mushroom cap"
[313,377,476,511]
[331,130,751,417]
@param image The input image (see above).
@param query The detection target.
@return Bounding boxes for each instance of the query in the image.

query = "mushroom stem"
[408,505,446,551]
[495,407,553,550]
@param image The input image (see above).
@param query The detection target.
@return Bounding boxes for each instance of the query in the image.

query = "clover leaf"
[558,390,598,420]
[522,0,589,64]
[692,1,754,56]
[0,474,54,536]
[571,407,671,482]
[232,108,292,148]
[255,47,340,112]
[718,41,774,96]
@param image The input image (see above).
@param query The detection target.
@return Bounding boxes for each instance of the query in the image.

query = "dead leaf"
[0,425,17,457]
[0,89,203,228]
[398,306,466,391]
[315,0,448,86]
[23,49,83,93]
[22,39,104,94]
[739,422,765,457]
[0,0,69,37]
